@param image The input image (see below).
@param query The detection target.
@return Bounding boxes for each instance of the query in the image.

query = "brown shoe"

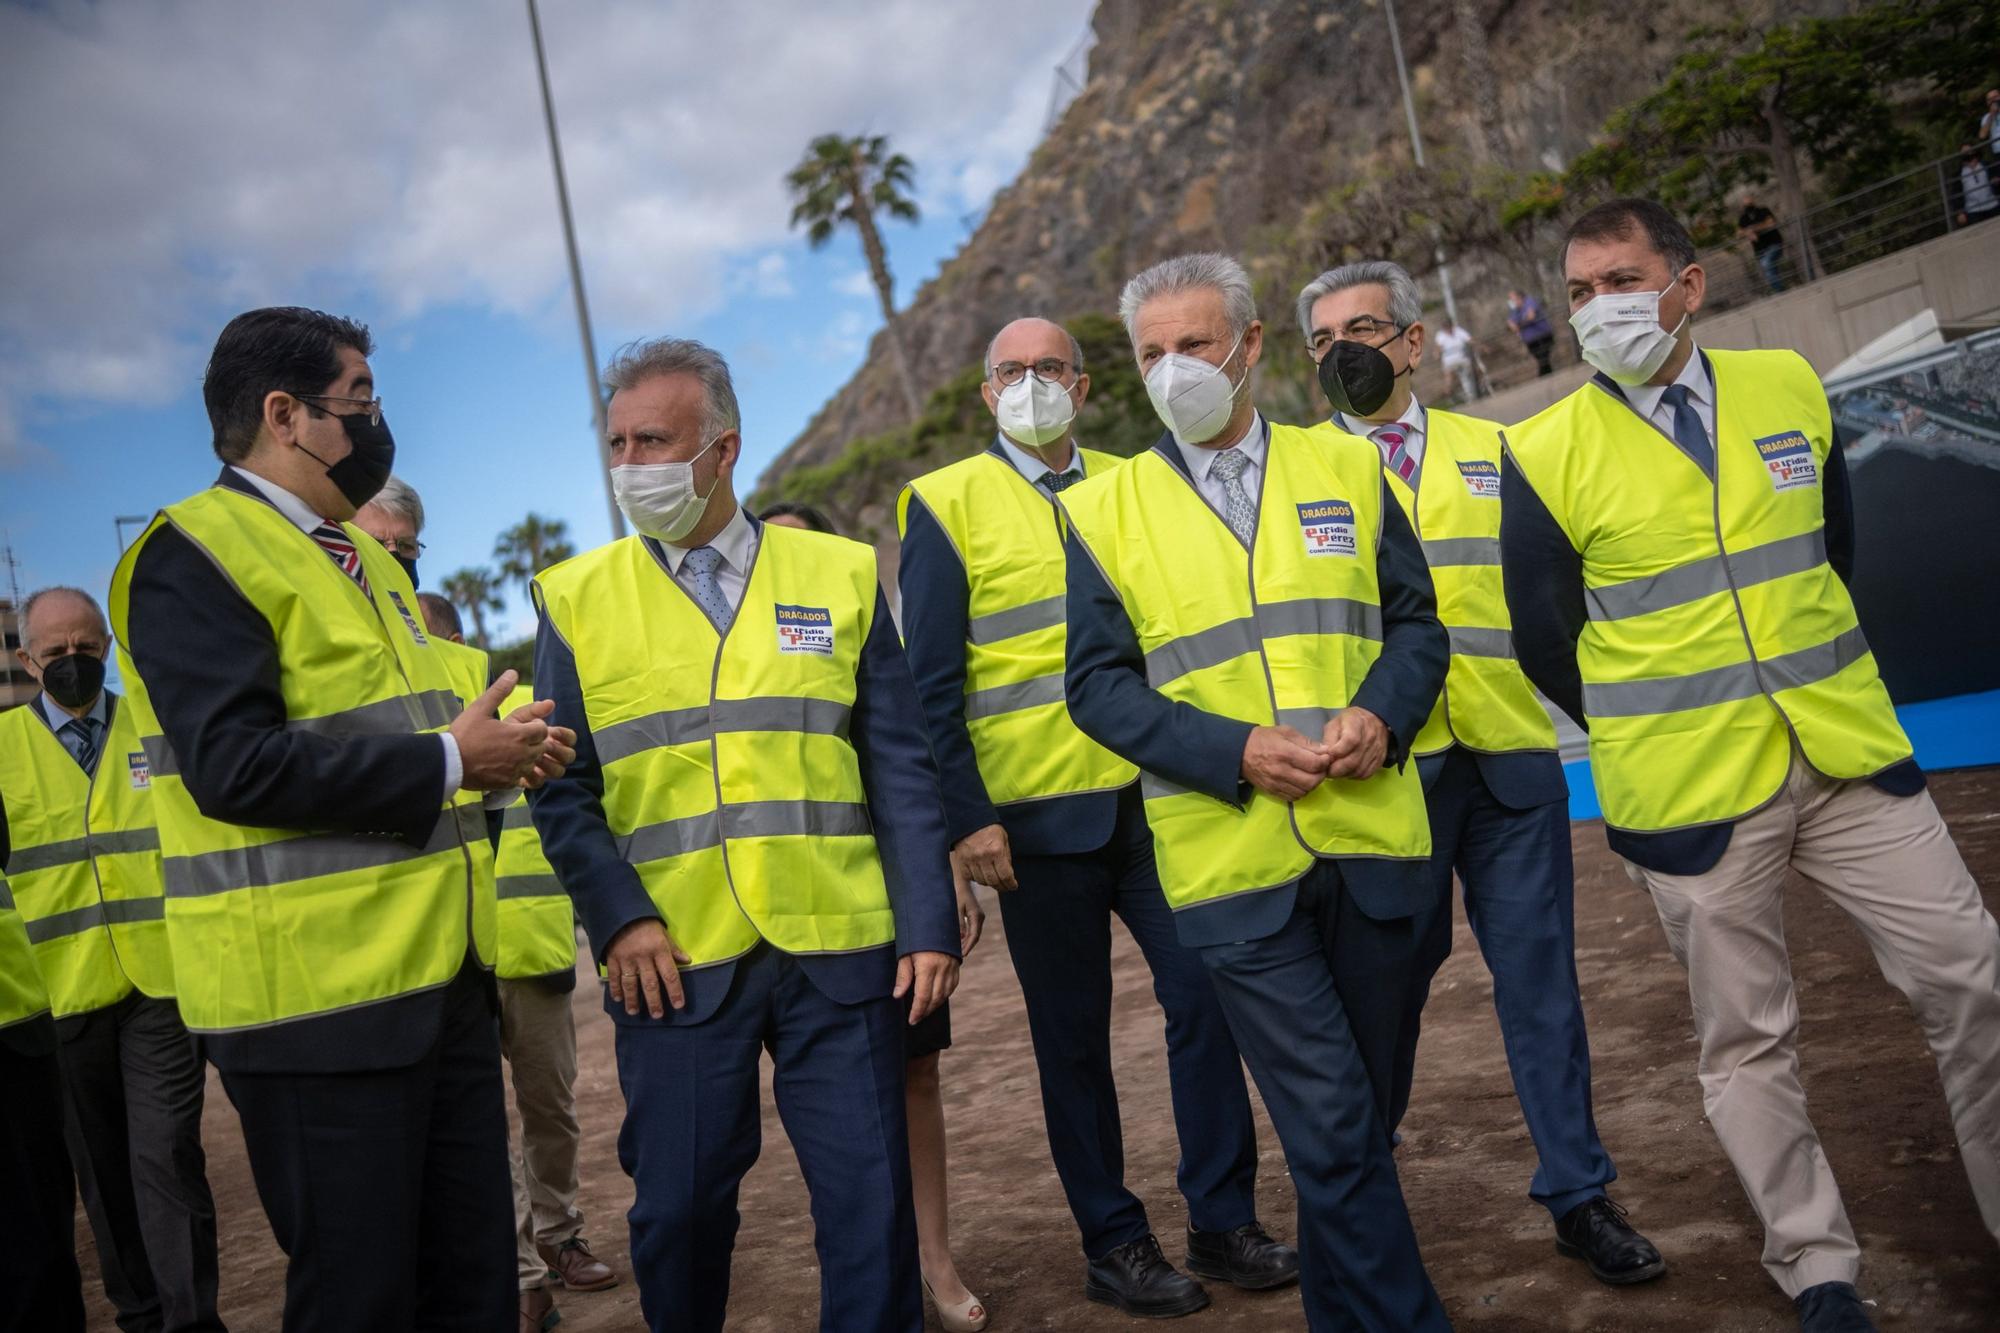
[519,1286,560,1333]
[539,1237,619,1293]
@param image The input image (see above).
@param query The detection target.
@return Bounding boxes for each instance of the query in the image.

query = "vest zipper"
[1406,441,1457,752]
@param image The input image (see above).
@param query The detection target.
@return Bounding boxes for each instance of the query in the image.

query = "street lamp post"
[525,0,624,540]
[1383,0,1461,327]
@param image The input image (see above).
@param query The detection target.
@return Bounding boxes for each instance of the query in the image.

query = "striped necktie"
[310,521,372,599]
[64,715,103,773]
[1372,425,1419,486]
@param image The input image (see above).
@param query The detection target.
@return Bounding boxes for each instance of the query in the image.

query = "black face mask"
[298,409,397,509]
[41,651,106,711]
[393,553,420,590]
[1318,335,1410,419]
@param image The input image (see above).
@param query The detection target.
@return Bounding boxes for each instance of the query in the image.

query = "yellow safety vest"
[0,875,53,1031]
[1369,408,1558,757]
[431,637,491,713]
[1061,424,1432,912]
[898,447,1138,807]
[533,525,896,970]
[108,485,495,1034]
[0,695,174,1017]
[1502,349,1911,832]
[494,684,578,980]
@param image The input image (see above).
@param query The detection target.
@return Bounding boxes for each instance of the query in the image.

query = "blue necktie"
[683,545,733,630]
[64,716,103,773]
[1660,384,1715,476]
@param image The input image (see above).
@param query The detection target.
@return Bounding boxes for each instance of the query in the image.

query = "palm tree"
[787,133,924,418]
[441,566,505,649]
[494,514,577,602]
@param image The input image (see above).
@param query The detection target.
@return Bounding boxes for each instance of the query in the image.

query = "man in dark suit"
[110,306,574,1333]
[1061,253,1451,1331]
[897,315,1292,1318]
[528,336,961,1333]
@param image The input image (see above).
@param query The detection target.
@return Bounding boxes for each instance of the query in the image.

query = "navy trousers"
[1395,747,1615,1218]
[1197,864,1449,1332]
[220,963,515,1333]
[998,793,1259,1259]
[0,1033,86,1333]
[614,944,920,1333]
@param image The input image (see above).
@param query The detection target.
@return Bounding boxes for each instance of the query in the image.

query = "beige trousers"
[1634,752,2000,1297]
[499,976,585,1290]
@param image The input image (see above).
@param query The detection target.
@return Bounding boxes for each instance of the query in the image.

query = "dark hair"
[203,306,373,462]
[414,592,464,640]
[756,501,838,535]
[1563,198,1698,275]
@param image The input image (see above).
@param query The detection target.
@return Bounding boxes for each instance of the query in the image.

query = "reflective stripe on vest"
[533,524,894,968]
[1060,423,1431,912]
[0,878,53,1030]
[494,684,577,980]
[108,487,493,1034]
[1501,348,1910,832]
[899,448,1138,807]
[1374,408,1558,758]
[0,696,174,1017]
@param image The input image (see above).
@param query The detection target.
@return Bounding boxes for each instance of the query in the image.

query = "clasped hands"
[1239,707,1389,801]
[449,669,577,792]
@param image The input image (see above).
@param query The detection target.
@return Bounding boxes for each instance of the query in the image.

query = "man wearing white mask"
[1060,255,1452,1331]
[1501,198,2000,1333]
[527,336,962,1333]
[898,317,1292,1320]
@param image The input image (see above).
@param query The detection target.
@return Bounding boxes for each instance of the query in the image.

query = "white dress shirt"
[657,502,758,613]
[229,465,479,802]
[1176,411,1268,519]
[994,433,1084,493]
[1336,400,1429,472]
[1620,346,1717,446]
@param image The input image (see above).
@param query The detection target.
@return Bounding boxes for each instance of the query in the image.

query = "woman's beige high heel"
[922,1274,990,1332]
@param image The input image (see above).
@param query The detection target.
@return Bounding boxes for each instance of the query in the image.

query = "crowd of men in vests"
[2,195,1997,1333]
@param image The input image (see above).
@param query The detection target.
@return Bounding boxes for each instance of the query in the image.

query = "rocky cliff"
[755,0,1824,537]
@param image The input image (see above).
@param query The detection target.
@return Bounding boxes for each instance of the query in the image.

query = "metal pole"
[1938,158,1956,237]
[114,515,148,553]
[526,0,624,540]
[1383,0,1460,326]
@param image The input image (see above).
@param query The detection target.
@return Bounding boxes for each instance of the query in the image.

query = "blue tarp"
[1563,689,2000,822]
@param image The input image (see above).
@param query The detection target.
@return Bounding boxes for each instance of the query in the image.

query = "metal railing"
[1434,151,1995,408]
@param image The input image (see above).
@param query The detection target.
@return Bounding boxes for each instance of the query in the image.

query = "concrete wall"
[1471,221,2000,425]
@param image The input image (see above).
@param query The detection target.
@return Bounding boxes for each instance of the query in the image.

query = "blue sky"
[1,0,1094,641]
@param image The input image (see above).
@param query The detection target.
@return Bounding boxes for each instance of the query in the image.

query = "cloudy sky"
[1,0,1093,638]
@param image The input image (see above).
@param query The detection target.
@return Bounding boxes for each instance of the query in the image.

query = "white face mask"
[1143,333,1248,445]
[993,374,1077,448]
[610,434,722,543]
[1569,273,1690,385]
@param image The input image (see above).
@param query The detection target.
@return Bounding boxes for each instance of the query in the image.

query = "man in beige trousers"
[1499,197,2000,1333]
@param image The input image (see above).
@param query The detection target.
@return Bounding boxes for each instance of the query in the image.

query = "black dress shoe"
[1554,1196,1666,1285]
[1185,1222,1300,1291]
[1084,1234,1211,1318]
[1794,1282,1879,1332]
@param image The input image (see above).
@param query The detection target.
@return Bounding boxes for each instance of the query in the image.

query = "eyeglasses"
[290,392,384,426]
[1306,318,1404,361]
[990,358,1073,387]
[374,536,426,559]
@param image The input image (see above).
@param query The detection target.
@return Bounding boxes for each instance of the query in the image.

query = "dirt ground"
[81,770,2000,1331]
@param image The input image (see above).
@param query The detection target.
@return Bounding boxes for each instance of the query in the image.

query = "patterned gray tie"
[682,545,734,630]
[1208,447,1257,546]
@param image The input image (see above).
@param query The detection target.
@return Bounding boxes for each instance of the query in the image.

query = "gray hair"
[983,321,1085,378]
[1118,253,1257,347]
[360,474,426,534]
[1294,260,1423,339]
[20,586,107,649]
[602,337,742,441]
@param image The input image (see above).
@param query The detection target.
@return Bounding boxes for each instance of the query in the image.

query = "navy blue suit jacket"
[529,521,961,1027]
[121,469,469,1074]
[899,439,1123,857]
[1062,428,1450,947]
[1500,364,1923,875]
